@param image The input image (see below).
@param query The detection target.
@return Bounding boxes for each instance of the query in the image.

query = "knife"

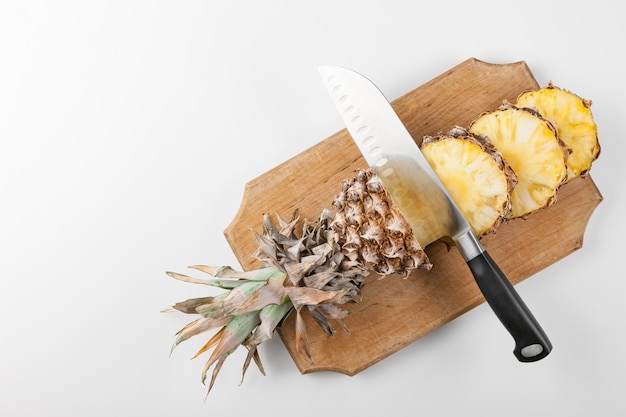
[319,66,552,362]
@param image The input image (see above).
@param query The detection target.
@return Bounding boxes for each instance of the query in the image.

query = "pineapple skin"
[329,169,432,277]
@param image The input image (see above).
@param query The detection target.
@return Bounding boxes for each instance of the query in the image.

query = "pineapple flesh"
[515,83,600,180]
[469,104,569,219]
[421,127,517,237]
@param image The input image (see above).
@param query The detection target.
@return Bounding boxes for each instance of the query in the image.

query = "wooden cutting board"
[224,58,603,375]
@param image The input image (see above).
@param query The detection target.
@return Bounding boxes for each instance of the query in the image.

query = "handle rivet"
[521,344,544,358]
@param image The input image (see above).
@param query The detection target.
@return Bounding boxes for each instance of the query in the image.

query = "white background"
[1,1,624,415]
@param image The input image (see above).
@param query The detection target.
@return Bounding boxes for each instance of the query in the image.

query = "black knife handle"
[467,250,552,362]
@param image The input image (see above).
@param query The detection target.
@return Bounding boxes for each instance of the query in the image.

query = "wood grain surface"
[224,58,603,375]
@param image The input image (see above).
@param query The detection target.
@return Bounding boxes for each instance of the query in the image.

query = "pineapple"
[515,83,600,180]
[165,176,433,397]
[421,127,517,237]
[468,104,569,219]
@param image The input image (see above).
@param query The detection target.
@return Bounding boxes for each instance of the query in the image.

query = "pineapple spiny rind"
[329,168,432,277]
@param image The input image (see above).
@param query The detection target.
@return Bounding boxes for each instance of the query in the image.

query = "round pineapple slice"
[421,127,516,237]
[516,83,600,180]
[468,105,568,219]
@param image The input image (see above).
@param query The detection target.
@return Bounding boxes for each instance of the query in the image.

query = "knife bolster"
[454,230,484,261]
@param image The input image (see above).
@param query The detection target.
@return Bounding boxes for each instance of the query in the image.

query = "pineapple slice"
[469,104,568,219]
[516,83,600,180]
[421,127,517,237]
